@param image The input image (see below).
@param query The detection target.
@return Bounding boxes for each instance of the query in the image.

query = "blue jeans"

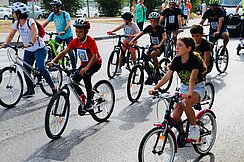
[23,47,55,90]
[55,36,76,69]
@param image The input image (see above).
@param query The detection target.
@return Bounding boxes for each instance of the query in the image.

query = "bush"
[95,0,123,17]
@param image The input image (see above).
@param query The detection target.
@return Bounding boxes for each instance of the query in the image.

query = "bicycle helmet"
[10,2,29,14]
[209,0,220,5]
[148,12,160,19]
[168,0,177,4]
[121,12,133,21]
[73,18,91,29]
[50,0,63,6]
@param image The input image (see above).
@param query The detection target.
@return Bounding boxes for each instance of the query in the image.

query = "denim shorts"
[179,81,205,100]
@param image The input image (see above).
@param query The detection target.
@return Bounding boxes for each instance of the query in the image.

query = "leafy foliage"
[42,0,83,16]
[95,0,124,17]
[145,0,162,13]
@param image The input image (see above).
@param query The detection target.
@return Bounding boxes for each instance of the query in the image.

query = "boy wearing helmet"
[199,0,229,55]
[0,2,57,97]
[160,0,182,44]
[42,0,76,69]
[129,12,167,85]
[48,18,102,114]
[107,12,140,74]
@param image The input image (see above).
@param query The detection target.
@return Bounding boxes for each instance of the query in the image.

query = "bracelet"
[29,42,34,46]
[63,30,66,33]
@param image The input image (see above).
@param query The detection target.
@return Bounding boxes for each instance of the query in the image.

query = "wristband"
[63,30,66,33]
[29,42,34,46]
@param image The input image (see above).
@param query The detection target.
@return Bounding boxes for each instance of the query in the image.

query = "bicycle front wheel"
[107,50,119,79]
[127,64,144,102]
[90,80,115,122]
[216,47,229,73]
[158,58,173,93]
[45,90,70,139]
[193,111,217,155]
[0,66,23,108]
[138,127,176,162]
[40,65,63,96]
[201,82,215,109]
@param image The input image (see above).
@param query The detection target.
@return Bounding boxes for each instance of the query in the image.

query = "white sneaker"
[188,125,200,140]
[116,68,122,75]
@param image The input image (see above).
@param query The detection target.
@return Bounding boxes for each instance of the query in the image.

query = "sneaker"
[84,99,95,111]
[145,78,153,85]
[22,89,35,98]
[78,105,86,116]
[116,68,122,75]
[188,125,200,140]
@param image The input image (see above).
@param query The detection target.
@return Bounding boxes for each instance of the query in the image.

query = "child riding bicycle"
[48,18,102,114]
[149,37,207,140]
[107,12,140,74]
[129,12,167,85]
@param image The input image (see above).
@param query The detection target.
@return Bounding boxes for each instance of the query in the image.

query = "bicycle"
[127,44,173,102]
[205,34,229,73]
[45,32,75,69]
[45,66,115,140]
[138,91,217,162]
[107,33,139,79]
[0,44,62,108]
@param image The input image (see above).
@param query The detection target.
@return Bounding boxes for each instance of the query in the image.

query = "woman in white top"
[1,2,57,97]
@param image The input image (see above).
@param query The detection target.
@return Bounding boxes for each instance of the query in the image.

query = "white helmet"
[168,0,177,4]
[10,2,29,14]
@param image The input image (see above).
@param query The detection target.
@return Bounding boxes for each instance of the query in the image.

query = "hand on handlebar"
[47,61,55,67]
[213,32,220,37]
[107,31,113,35]
[0,43,7,49]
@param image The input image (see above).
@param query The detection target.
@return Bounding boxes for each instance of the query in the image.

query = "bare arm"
[154,70,174,90]
[52,47,70,63]
[42,20,49,28]
[129,31,144,43]
[159,15,164,25]
[3,29,17,45]
[204,51,211,66]
[217,17,224,33]
[64,20,71,32]
[30,22,38,44]
[236,4,241,14]
[111,25,123,33]
[199,18,205,25]
[177,15,182,29]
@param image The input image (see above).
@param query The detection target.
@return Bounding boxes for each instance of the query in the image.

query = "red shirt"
[68,36,102,66]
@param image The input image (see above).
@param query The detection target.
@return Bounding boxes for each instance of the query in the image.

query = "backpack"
[50,11,66,22]
[17,18,45,38]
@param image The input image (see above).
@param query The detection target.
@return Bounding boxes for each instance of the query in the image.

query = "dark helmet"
[148,12,160,19]
[50,0,62,6]
[73,18,91,29]
[121,12,133,21]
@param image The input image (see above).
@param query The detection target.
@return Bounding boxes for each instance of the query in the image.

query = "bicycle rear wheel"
[201,82,215,109]
[138,127,176,162]
[193,111,217,155]
[40,65,63,96]
[90,80,115,122]
[158,58,173,93]
[0,66,23,108]
[216,47,229,73]
[45,90,70,139]
[127,64,144,102]
[107,50,119,79]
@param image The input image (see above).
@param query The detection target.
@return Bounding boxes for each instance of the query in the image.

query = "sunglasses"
[52,5,58,9]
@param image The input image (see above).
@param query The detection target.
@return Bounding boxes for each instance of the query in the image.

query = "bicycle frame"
[6,46,42,85]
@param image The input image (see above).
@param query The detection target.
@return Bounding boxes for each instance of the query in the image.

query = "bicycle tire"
[138,127,176,162]
[127,64,144,102]
[40,65,63,96]
[201,82,215,109]
[215,47,229,73]
[193,111,217,155]
[107,50,119,79]
[45,90,70,139]
[90,80,115,122]
[158,58,173,93]
[0,66,23,108]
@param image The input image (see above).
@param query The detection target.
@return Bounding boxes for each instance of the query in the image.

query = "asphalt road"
[0,18,244,162]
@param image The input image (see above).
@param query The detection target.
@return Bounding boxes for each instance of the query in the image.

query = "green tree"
[145,0,162,14]
[43,0,83,16]
[95,0,124,17]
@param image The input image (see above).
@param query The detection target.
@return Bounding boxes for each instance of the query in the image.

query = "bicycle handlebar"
[45,32,59,37]
[108,32,134,39]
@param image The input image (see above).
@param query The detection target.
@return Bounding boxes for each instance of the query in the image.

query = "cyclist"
[199,0,229,55]
[149,37,207,140]
[190,24,213,76]
[107,12,140,74]
[159,0,182,44]
[129,12,167,85]
[42,0,76,69]
[48,18,102,114]
[0,2,57,97]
